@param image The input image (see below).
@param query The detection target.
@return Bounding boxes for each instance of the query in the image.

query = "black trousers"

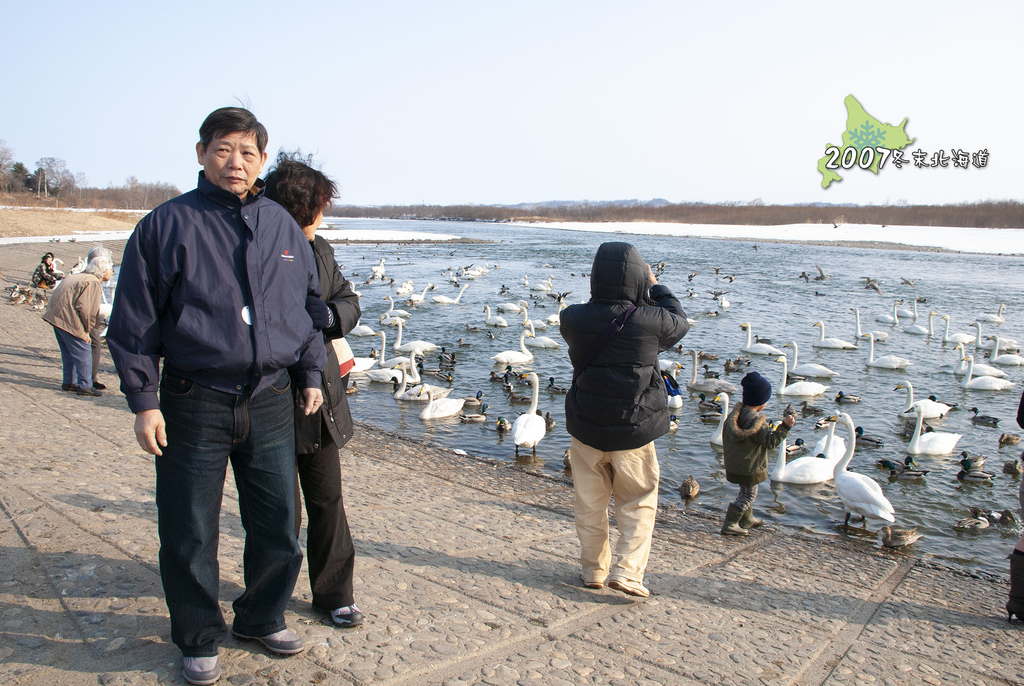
[294,428,355,610]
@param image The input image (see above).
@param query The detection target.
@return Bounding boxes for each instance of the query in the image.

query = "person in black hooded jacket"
[561,242,689,597]
[264,155,364,628]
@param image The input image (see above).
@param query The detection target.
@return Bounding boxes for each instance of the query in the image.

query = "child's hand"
[782,415,796,428]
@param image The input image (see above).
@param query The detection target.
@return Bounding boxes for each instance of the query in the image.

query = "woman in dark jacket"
[265,154,364,627]
[561,242,689,598]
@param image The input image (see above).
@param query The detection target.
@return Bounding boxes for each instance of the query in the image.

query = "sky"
[3,1,1022,208]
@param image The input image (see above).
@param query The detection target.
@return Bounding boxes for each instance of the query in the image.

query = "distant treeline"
[331,200,1024,229]
[0,179,181,211]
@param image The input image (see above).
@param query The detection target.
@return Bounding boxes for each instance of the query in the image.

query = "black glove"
[305,295,334,331]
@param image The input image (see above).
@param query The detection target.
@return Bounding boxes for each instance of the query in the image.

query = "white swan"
[496,299,528,313]
[940,315,974,345]
[851,308,889,343]
[976,303,1006,323]
[491,330,534,365]
[865,333,912,369]
[971,322,1018,351]
[772,437,841,485]
[988,336,1024,365]
[483,305,508,328]
[530,276,553,292]
[875,301,900,325]
[418,387,465,419]
[431,283,468,304]
[896,298,918,320]
[686,350,737,393]
[961,355,1016,391]
[894,381,950,419]
[520,308,547,330]
[812,321,858,349]
[391,318,438,352]
[952,342,1007,378]
[524,321,561,349]
[383,295,412,318]
[348,321,376,337]
[783,341,838,378]
[511,372,546,453]
[408,284,434,303]
[350,354,377,373]
[393,362,451,401]
[812,416,847,461]
[363,365,404,383]
[740,323,784,355]
[547,302,567,326]
[710,392,729,446]
[906,405,962,455]
[775,356,828,397]
[904,311,936,336]
[833,413,895,525]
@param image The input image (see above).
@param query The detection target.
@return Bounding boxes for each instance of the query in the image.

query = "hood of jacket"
[590,242,649,306]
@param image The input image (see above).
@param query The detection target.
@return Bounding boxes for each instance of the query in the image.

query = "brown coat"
[722,403,791,486]
[41,272,103,342]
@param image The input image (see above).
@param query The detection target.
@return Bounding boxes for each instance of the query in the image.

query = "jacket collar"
[197,172,266,209]
[726,403,768,439]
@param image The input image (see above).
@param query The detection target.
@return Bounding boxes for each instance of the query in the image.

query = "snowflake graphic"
[846,120,886,150]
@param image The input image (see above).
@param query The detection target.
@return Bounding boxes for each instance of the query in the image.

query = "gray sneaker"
[233,628,304,655]
[182,656,220,685]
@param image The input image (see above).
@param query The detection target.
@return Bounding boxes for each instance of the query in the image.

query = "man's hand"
[135,409,167,456]
[646,264,658,286]
[782,415,796,428]
[299,387,323,415]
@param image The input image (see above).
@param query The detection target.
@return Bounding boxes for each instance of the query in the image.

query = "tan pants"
[570,438,659,585]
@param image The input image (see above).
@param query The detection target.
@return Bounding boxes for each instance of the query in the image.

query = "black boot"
[740,506,764,529]
[721,503,748,537]
[1009,549,1024,622]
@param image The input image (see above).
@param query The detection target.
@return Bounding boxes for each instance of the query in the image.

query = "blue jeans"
[156,369,302,657]
[53,326,91,387]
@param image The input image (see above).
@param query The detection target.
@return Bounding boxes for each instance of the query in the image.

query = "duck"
[698,393,722,412]
[496,416,511,432]
[865,333,912,369]
[799,400,825,417]
[482,305,509,328]
[988,336,1024,365]
[812,321,858,349]
[677,475,700,499]
[957,458,995,481]
[465,324,482,333]
[835,391,861,404]
[775,356,829,397]
[431,283,469,305]
[457,338,473,348]
[851,307,889,342]
[345,381,359,395]
[507,389,533,405]
[709,392,729,447]
[833,413,896,526]
[999,433,1022,448]
[391,318,438,353]
[894,381,951,420]
[547,377,567,393]
[562,448,572,469]
[491,330,534,366]
[698,351,720,361]
[880,526,923,548]
[668,415,679,432]
[961,355,1016,391]
[975,303,1007,323]
[699,407,723,422]
[418,387,466,419]
[958,450,987,471]
[786,438,807,456]
[953,513,990,530]
[511,372,546,454]
[685,350,737,393]
[702,364,720,379]
[878,457,929,479]
[940,315,975,345]
[784,341,838,378]
[854,426,884,448]
[952,342,1008,378]
[543,411,556,431]
[904,311,937,336]
[740,323,785,355]
[771,436,841,485]
[907,405,962,455]
[463,390,485,407]
[723,356,750,373]
[459,403,490,423]
[969,407,999,426]
[1003,459,1023,474]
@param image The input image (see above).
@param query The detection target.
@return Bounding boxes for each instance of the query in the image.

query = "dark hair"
[264,152,338,229]
[42,252,54,261]
[198,107,268,154]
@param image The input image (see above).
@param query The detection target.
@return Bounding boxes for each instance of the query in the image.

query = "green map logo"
[817,95,914,188]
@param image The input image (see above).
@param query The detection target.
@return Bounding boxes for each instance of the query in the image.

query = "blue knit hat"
[741,371,772,406]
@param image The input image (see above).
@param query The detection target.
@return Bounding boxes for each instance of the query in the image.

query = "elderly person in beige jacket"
[42,254,113,397]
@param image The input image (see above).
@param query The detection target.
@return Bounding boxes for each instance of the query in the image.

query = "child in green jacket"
[721,372,794,536]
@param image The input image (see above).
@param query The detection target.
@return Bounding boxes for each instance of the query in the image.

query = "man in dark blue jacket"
[108,107,326,685]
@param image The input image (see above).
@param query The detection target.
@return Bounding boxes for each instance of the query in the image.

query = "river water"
[329,218,1024,576]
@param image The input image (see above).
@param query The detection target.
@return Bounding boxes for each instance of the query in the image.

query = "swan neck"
[529,374,540,413]
[772,439,787,479]
[834,414,856,475]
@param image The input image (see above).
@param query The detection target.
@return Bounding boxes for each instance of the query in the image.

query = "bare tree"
[0,140,14,193]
